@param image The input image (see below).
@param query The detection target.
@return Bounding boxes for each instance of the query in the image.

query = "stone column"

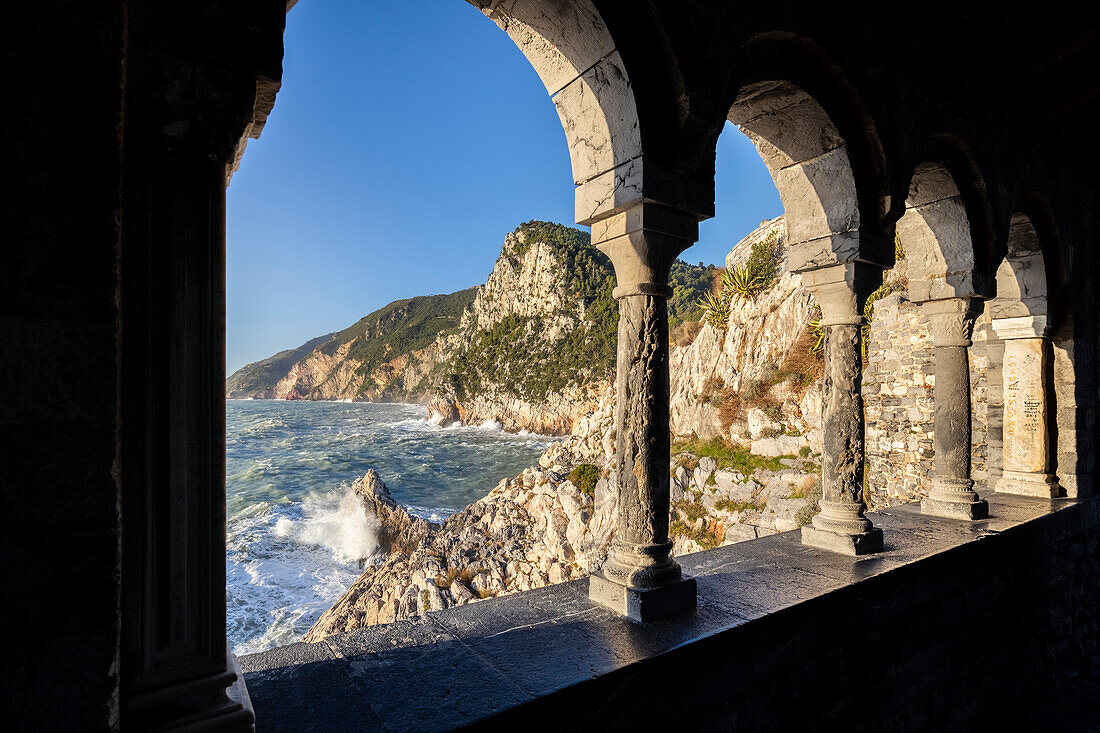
[800,264,883,555]
[119,145,254,732]
[921,299,989,519]
[588,203,698,620]
[993,316,1061,497]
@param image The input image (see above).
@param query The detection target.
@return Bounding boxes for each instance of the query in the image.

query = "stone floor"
[240,493,1093,732]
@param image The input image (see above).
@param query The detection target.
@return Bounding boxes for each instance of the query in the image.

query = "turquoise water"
[225,400,552,655]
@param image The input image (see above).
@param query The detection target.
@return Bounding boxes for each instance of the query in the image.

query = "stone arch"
[897,160,992,302]
[990,213,1051,321]
[467,0,643,225]
[729,81,858,260]
[724,35,892,273]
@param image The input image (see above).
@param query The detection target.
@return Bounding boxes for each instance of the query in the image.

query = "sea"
[226,399,554,656]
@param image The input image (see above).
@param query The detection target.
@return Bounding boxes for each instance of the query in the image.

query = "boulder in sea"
[427,394,462,427]
[350,469,432,557]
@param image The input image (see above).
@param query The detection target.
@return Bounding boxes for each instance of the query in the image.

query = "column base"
[922,495,989,521]
[127,643,255,732]
[589,572,697,622]
[801,524,883,556]
[995,470,1061,498]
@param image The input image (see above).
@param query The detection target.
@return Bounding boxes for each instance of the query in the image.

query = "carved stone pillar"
[120,145,254,732]
[921,298,989,519]
[588,203,698,620]
[993,316,1061,497]
[800,264,883,555]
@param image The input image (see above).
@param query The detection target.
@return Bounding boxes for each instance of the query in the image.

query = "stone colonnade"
[590,229,1065,619]
[588,203,700,620]
[920,298,990,519]
[798,264,883,554]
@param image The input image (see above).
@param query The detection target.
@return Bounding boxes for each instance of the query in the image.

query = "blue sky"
[227,0,782,374]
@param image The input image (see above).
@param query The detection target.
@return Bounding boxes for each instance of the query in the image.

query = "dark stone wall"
[0,3,125,730]
[478,498,1100,731]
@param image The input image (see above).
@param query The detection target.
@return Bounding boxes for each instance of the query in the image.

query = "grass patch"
[567,463,600,496]
[674,500,708,523]
[669,520,722,550]
[714,498,764,513]
[671,437,789,473]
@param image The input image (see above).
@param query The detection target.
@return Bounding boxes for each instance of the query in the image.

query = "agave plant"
[809,319,825,355]
[723,266,765,301]
[700,291,730,330]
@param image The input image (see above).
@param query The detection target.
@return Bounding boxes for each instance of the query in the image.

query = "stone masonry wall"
[863,293,994,509]
[863,293,935,508]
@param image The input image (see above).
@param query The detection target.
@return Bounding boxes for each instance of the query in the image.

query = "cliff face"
[229,288,476,402]
[225,332,335,399]
[227,221,711,435]
[669,216,825,454]
[428,223,618,434]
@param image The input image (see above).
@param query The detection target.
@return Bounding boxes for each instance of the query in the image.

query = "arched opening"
[987,211,1066,497]
[897,162,987,303]
[223,0,646,655]
[665,64,890,553]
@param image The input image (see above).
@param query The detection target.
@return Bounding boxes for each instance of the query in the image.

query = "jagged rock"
[427,394,461,427]
[747,409,782,440]
[350,470,432,559]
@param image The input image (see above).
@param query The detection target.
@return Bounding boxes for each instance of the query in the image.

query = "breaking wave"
[226,399,553,656]
[273,488,381,563]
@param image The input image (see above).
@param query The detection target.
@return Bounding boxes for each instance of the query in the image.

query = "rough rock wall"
[725,216,785,271]
[670,217,821,443]
[466,234,581,340]
[273,339,365,400]
[862,293,936,507]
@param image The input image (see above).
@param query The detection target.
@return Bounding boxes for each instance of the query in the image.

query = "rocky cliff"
[669,216,825,455]
[227,220,712,435]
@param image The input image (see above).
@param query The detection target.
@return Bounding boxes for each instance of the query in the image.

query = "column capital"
[593,202,699,299]
[992,315,1051,340]
[924,297,983,347]
[799,262,880,326]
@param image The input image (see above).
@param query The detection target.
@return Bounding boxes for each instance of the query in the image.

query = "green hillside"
[226,332,335,397]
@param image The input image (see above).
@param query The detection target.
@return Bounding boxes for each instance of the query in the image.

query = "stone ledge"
[241,493,1098,732]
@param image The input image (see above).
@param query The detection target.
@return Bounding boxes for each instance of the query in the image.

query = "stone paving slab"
[240,641,386,732]
[321,617,532,732]
[430,577,747,700]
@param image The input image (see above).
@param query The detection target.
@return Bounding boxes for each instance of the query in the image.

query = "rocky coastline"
[303,389,820,641]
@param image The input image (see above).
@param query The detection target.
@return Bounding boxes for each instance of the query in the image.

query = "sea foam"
[273,487,380,563]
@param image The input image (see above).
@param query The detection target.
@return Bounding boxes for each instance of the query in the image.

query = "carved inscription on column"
[1002,338,1048,472]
